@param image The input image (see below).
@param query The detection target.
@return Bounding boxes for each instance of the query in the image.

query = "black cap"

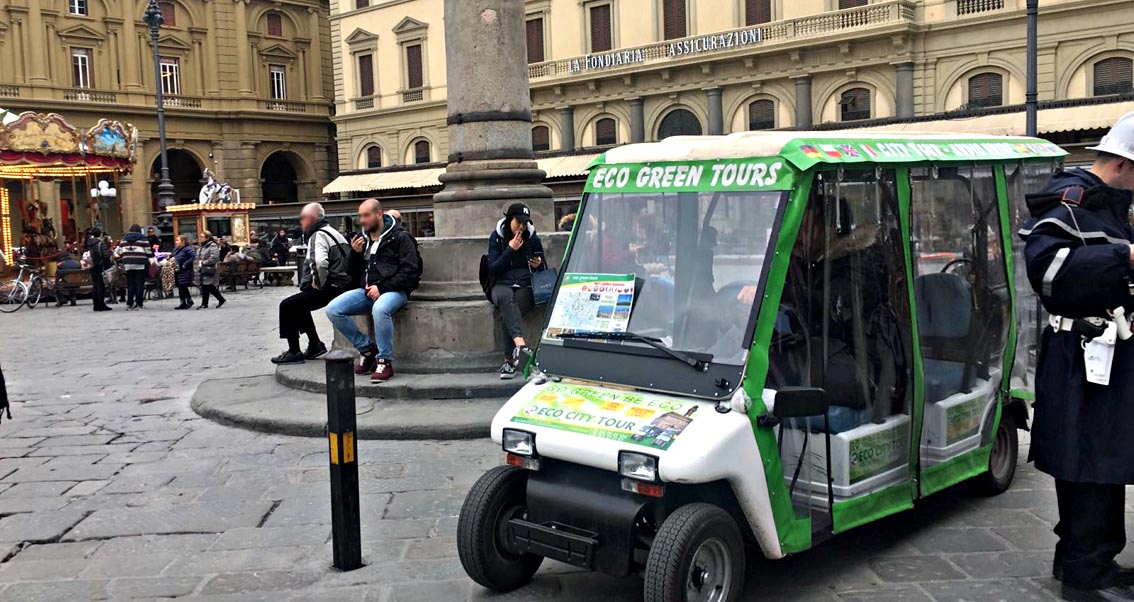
[504,203,532,222]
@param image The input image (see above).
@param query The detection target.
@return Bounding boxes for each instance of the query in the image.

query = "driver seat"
[914,272,975,402]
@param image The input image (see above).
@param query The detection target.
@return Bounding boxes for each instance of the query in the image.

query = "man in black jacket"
[325,198,422,381]
[86,228,112,312]
[487,203,546,379]
[1022,112,1134,602]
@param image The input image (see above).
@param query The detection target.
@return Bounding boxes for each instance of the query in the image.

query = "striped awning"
[857,101,1134,136]
[323,154,598,195]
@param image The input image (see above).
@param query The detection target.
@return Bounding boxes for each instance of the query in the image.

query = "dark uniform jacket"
[1021,167,1134,484]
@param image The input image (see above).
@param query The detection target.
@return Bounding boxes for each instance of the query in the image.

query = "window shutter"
[663,0,687,40]
[590,5,612,53]
[267,13,282,36]
[159,2,176,27]
[532,126,550,152]
[839,0,868,8]
[366,146,382,168]
[358,54,374,97]
[526,18,545,64]
[746,0,771,25]
[968,73,1003,107]
[1095,58,1134,96]
[840,88,871,121]
[406,44,423,89]
[355,0,368,8]
[596,118,617,146]
[748,100,775,130]
[414,140,431,164]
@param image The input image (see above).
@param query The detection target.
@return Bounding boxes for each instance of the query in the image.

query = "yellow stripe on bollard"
[343,432,355,464]
[329,432,340,465]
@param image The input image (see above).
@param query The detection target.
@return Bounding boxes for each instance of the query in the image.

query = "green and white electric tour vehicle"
[457,131,1062,602]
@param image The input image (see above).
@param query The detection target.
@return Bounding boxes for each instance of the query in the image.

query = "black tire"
[457,465,543,592]
[644,503,745,602]
[972,408,1019,496]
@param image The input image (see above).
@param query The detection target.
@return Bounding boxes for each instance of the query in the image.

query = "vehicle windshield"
[543,189,785,367]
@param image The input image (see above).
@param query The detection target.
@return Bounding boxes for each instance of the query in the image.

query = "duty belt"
[1049,308,1134,344]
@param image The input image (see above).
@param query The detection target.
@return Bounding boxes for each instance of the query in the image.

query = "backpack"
[404,233,425,292]
[479,255,496,302]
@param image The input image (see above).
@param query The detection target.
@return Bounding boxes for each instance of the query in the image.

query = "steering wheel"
[941,258,972,274]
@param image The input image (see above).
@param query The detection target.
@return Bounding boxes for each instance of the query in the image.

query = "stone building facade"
[330,0,1132,183]
[0,0,335,240]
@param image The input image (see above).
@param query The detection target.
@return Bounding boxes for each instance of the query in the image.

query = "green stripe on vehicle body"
[832,481,916,534]
[896,166,925,487]
[779,138,1066,171]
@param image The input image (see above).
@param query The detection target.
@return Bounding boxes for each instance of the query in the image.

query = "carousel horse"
[198,169,238,205]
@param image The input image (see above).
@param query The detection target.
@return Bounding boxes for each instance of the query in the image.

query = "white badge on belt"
[1085,322,1118,386]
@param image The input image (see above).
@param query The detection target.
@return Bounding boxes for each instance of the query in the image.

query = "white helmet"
[1087,112,1134,162]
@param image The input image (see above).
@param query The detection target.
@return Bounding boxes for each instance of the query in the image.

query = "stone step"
[191,375,502,440]
[275,362,524,400]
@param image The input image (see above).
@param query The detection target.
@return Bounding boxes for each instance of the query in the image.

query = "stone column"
[25,1,47,83]
[121,1,142,90]
[433,0,553,237]
[706,87,724,135]
[559,106,576,152]
[895,61,915,119]
[205,0,220,95]
[629,97,645,143]
[793,75,813,128]
[306,7,325,100]
[233,0,252,96]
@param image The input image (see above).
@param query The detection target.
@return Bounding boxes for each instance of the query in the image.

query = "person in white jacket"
[271,203,352,365]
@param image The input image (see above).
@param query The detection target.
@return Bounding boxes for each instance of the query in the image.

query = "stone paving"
[0,286,1119,601]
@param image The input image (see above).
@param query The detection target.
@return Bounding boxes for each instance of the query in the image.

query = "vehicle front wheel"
[644,503,745,602]
[457,465,543,592]
[972,408,1019,496]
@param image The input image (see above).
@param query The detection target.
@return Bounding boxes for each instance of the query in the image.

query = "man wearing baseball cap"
[485,202,547,379]
[1022,113,1134,601]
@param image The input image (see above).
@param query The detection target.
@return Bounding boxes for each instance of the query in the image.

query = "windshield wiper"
[556,331,710,372]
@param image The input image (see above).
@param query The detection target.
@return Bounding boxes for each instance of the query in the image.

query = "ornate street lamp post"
[143,0,177,211]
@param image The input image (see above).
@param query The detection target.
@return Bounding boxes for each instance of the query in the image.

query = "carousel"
[0,107,138,273]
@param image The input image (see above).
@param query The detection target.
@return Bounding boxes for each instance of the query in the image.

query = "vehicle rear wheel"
[26,279,42,309]
[644,503,745,602]
[972,408,1019,496]
[457,465,543,592]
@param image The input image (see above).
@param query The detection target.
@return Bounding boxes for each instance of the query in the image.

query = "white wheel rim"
[686,536,732,602]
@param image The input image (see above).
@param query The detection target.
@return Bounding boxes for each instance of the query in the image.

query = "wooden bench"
[219,260,264,290]
[54,269,93,305]
[261,266,297,287]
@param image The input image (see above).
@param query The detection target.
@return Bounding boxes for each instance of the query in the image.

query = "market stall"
[0,107,138,272]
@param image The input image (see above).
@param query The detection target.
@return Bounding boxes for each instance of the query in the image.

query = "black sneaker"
[304,342,328,360]
[499,360,517,380]
[271,350,306,365]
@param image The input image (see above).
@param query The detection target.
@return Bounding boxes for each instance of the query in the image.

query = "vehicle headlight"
[502,429,537,457]
[618,451,659,482]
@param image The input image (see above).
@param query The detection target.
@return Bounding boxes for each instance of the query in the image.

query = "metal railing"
[401,89,424,103]
[63,89,118,103]
[528,0,915,81]
[354,97,374,110]
[957,0,1005,16]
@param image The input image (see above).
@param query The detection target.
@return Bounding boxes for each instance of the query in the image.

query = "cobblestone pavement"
[0,287,1117,601]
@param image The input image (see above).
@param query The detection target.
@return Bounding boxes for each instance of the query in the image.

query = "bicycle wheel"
[0,280,28,313]
[25,278,43,309]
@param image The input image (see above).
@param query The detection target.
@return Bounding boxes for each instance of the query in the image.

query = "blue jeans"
[325,288,408,360]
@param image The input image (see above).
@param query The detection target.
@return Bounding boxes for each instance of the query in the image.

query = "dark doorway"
[657,109,702,140]
[151,149,204,212]
[261,152,299,204]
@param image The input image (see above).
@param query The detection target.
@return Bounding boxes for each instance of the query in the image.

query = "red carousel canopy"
[0,110,138,178]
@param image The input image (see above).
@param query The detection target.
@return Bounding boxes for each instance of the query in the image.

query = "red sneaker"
[371,359,394,382]
[354,347,377,375]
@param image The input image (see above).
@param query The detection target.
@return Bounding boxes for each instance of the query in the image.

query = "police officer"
[1022,112,1134,602]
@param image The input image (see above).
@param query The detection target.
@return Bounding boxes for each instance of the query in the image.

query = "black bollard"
[325,350,362,571]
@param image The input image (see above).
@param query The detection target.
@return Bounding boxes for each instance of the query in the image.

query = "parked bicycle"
[0,263,52,313]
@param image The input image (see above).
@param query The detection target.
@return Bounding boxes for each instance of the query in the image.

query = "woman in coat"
[196,231,226,309]
[172,235,197,310]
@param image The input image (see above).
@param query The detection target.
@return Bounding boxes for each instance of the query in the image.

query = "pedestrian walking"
[114,224,155,311]
[196,231,226,309]
[1021,112,1134,602]
[172,235,196,310]
[86,228,112,312]
[271,204,351,364]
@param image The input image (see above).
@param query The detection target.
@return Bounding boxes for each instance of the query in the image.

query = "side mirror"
[772,387,830,419]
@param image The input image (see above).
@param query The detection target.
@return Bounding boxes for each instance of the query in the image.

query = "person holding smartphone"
[486,203,546,379]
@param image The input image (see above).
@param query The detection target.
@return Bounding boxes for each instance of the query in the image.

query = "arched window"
[840,88,871,121]
[746,0,771,25]
[662,0,687,40]
[532,126,551,152]
[968,73,1003,108]
[595,118,617,146]
[159,1,176,26]
[1094,57,1133,97]
[748,99,775,130]
[657,109,702,139]
[365,146,382,169]
[266,13,283,37]
[413,140,431,164]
